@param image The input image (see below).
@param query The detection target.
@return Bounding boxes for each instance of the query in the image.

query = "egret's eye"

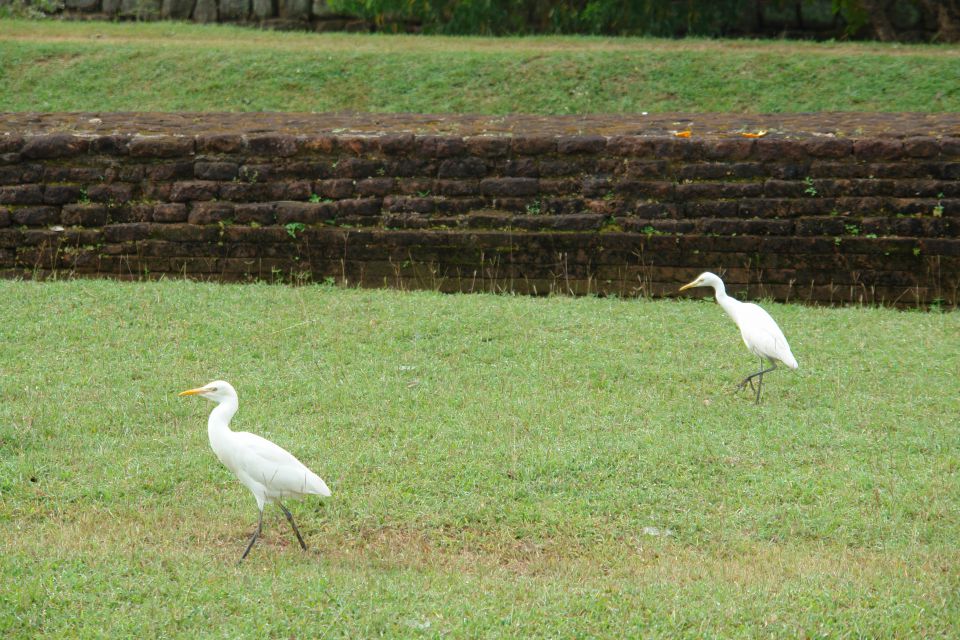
[207,387,218,393]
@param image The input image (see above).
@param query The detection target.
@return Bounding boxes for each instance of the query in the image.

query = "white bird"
[179,380,331,560]
[679,272,798,403]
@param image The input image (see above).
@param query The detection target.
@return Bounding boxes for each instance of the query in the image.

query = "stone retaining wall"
[1,112,958,306]
[8,0,953,41]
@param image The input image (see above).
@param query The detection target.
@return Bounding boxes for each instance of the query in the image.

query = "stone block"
[170,181,218,202]
[12,206,60,226]
[279,161,331,180]
[316,179,354,199]
[384,196,434,214]
[334,198,380,217]
[334,158,382,179]
[763,179,807,198]
[269,181,311,200]
[246,134,298,157]
[633,137,696,160]
[854,139,903,161]
[147,162,194,181]
[129,136,194,158]
[188,201,236,225]
[436,180,479,197]
[234,203,276,225]
[87,183,134,204]
[21,134,89,160]
[415,136,465,158]
[239,164,271,182]
[504,158,539,178]
[0,166,21,185]
[479,178,538,197]
[557,136,606,155]
[123,204,155,223]
[704,139,754,161]
[62,204,109,227]
[511,135,556,155]
[0,207,9,228]
[941,138,960,158]
[676,182,763,200]
[90,135,132,155]
[385,158,430,177]
[197,134,243,154]
[104,164,145,182]
[0,184,44,205]
[902,137,939,158]
[804,138,853,158]
[614,180,674,199]
[753,138,807,162]
[356,178,394,197]
[276,201,327,224]
[219,182,273,201]
[43,166,104,182]
[795,217,845,236]
[195,161,239,181]
[44,185,83,205]
[337,136,376,156]
[438,158,486,179]
[378,134,416,155]
[0,134,24,154]
[465,137,511,158]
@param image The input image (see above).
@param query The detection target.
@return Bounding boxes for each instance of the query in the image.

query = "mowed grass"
[0,279,958,637]
[1,20,959,113]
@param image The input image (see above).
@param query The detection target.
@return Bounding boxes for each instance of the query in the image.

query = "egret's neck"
[208,399,238,442]
[711,281,741,319]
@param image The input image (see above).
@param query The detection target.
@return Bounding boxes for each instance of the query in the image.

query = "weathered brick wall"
[1,112,958,306]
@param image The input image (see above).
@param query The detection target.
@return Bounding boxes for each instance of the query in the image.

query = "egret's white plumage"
[179,380,330,559]
[679,272,797,402]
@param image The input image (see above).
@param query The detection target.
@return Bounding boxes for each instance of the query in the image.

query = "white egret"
[679,272,798,403]
[179,380,331,560]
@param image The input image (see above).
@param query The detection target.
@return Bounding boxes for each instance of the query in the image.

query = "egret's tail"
[781,352,799,370]
[306,470,332,497]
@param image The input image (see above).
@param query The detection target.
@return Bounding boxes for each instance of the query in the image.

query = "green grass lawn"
[1,20,958,113]
[1,279,958,637]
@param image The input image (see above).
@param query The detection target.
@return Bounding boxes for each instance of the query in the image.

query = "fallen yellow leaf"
[740,130,768,138]
[673,130,692,138]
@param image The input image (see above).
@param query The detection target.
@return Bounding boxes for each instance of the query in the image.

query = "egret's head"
[179,380,237,404]
[679,271,722,292]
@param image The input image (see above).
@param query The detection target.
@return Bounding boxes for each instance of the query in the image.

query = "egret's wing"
[738,303,797,366]
[233,431,331,497]
[233,431,303,467]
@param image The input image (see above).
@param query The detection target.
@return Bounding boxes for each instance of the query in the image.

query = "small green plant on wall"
[285,222,306,238]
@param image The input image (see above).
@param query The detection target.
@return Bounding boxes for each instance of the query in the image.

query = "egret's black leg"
[278,502,307,551]
[737,359,778,403]
[241,509,264,561]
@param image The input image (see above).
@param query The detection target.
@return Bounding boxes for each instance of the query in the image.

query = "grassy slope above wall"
[1,20,958,113]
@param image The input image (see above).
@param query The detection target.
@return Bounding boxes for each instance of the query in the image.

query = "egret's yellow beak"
[179,387,205,397]
[678,281,698,292]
